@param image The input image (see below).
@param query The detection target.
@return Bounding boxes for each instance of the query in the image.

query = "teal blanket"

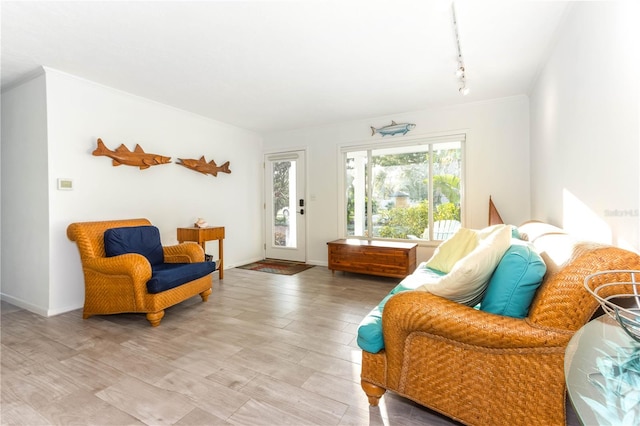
[357,265,444,353]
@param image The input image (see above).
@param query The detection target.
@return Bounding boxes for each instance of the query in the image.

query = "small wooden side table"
[177,226,225,279]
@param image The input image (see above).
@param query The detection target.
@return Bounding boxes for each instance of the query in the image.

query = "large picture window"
[342,134,464,241]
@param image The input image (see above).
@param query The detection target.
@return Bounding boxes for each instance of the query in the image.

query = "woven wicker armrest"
[83,253,152,281]
[82,253,152,308]
[163,243,204,263]
[382,291,573,350]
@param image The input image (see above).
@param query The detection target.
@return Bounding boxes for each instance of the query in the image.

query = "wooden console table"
[177,226,225,279]
[327,239,417,279]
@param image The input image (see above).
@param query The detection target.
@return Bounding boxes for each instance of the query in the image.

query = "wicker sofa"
[360,221,640,426]
[67,218,214,326]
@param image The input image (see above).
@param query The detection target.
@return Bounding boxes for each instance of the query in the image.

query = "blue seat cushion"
[147,262,216,294]
[357,266,445,353]
[104,226,164,266]
[480,239,546,318]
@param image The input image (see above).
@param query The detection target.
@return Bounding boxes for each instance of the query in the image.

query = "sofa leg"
[200,288,212,302]
[361,380,386,406]
[146,311,164,327]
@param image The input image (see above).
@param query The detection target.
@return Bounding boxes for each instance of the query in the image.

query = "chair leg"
[200,288,212,302]
[146,311,164,327]
[361,380,386,406]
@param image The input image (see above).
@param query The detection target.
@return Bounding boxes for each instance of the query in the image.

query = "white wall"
[263,96,531,265]
[1,68,264,315]
[1,73,51,314]
[530,2,640,252]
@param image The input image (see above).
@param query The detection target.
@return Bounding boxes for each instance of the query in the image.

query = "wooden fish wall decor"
[371,120,416,137]
[93,138,171,169]
[176,156,231,177]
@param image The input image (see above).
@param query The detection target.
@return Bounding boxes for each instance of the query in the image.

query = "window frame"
[337,132,466,245]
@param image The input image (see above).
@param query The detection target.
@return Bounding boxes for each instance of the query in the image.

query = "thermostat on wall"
[57,178,73,190]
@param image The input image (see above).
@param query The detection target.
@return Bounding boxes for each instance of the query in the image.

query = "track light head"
[452,4,469,96]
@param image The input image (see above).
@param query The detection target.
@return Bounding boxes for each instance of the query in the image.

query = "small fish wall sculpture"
[177,156,231,177]
[371,121,416,137]
[93,138,171,169]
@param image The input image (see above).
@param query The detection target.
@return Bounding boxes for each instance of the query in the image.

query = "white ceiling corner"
[0,0,570,133]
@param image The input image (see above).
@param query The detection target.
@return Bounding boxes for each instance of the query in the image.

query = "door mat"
[236,259,314,275]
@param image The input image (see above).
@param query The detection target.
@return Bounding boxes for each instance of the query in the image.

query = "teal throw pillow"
[480,240,546,318]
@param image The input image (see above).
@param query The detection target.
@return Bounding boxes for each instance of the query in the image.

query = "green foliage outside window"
[378,201,460,239]
[434,202,460,222]
[433,174,460,205]
[378,200,428,238]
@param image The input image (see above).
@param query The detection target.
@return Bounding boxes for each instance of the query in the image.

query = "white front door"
[264,150,306,262]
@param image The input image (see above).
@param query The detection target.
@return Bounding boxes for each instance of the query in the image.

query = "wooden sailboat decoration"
[488,196,505,225]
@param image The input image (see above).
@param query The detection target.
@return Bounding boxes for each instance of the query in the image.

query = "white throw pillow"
[425,227,478,273]
[419,224,512,306]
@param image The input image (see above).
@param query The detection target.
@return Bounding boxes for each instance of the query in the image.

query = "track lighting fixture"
[452,3,469,96]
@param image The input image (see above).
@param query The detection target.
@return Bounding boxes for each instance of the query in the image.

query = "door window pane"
[271,160,297,247]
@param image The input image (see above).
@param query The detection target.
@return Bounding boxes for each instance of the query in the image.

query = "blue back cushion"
[480,240,546,318]
[104,226,164,266]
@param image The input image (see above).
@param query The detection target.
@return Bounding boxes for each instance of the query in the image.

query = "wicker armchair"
[361,222,640,426]
[67,218,213,326]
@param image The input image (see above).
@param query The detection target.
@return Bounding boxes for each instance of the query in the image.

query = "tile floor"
[1,266,578,425]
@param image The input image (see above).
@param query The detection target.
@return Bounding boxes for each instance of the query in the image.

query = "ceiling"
[1,1,569,133]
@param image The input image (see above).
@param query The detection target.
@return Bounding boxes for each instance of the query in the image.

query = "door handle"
[298,209,305,215]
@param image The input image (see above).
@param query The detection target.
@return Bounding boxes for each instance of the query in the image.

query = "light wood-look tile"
[153,370,250,419]
[237,374,348,425]
[96,376,194,425]
[226,398,311,425]
[0,400,52,426]
[1,267,579,425]
[173,407,229,426]
[205,362,260,392]
[33,389,115,425]
[302,371,371,410]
